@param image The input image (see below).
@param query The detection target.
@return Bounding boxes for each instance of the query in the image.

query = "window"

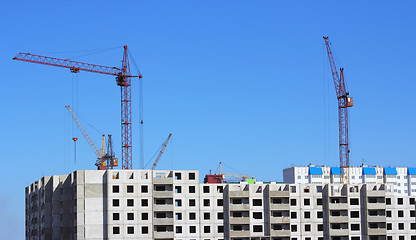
[190,226,196,233]
[189,199,196,206]
[175,212,182,220]
[155,185,166,191]
[291,225,297,232]
[318,224,323,231]
[253,212,262,219]
[217,212,224,219]
[189,212,196,220]
[233,198,242,204]
[113,185,119,193]
[410,198,415,205]
[142,212,148,220]
[387,210,392,217]
[141,199,148,206]
[127,185,134,193]
[305,224,311,231]
[141,185,148,193]
[291,212,297,219]
[411,210,415,217]
[203,186,210,193]
[175,199,182,207]
[127,199,134,207]
[175,186,182,193]
[291,186,297,193]
[350,198,359,205]
[113,226,120,234]
[113,212,120,220]
[233,212,242,217]
[252,199,262,206]
[127,226,134,234]
[203,199,210,206]
[317,198,322,205]
[351,224,360,231]
[399,223,404,230]
[304,198,310,206]
[398,198,403,205]
[189,186,196,193]
[175,172,182,180]
[387,223,392,230]
[253,225,262,232]
[189,172,196,180]
[217,186,223,193]
[316,186,323,192]
[204,212,210,220]
[400,236,405,240]
[304,211,310,219]
[411,223,416,230]
[217,199,223,206]
[113,199,120,207]
[290,199,297,206]
[142,226,148,234]
[317,211,323,218]
[204,226,210,233]
[398,210,404,217]
[351,211,359,218]
[176,226,182,233]
[127,213,134,220]
[218,225,224,233]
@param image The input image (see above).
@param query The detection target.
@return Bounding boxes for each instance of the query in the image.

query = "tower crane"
[13,46,141,169]
[323,36,354,184]
[151,133,172,170]
[65,105,108,168]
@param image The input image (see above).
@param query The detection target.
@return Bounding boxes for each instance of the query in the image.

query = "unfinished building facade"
[26,169,416,240]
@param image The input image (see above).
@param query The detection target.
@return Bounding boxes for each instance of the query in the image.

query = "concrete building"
[26,168,416,240]
[283,164,416,196]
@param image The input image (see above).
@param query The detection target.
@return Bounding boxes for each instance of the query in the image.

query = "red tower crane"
[13,46,142,169]
[323,36,353,184]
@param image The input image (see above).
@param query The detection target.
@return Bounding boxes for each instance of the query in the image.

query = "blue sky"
[1,1,415,238]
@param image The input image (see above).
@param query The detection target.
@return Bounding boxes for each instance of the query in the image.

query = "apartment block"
[27,169,416,240]
[283,164,416,196]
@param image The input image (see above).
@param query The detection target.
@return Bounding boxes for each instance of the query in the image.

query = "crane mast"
[323,36,353,184]
[13,46,142,169]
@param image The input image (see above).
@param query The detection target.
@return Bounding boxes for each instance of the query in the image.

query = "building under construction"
[26,166,416,240]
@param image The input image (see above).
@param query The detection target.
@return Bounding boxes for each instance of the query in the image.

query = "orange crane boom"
[13,46,142,169]
[65,105,106,164]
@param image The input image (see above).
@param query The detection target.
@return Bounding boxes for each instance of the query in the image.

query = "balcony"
[270,229,291,236]
[330,228,349,236]
[269,191,289,197]
[329,216,349,223]
[229,217,250,225]
[153,204,173,211]
[270,216,290,223]
[367,228,387,235]
[153,230,174,238]
[153,191,173,198]
[229,191,249,198]
[230,230,251,237]
[153,217,174,225]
